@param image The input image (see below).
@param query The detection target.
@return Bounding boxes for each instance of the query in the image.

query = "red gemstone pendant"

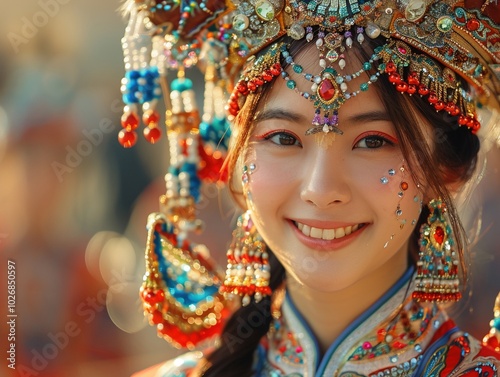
[433,226,445,245]
[317,78,338,104]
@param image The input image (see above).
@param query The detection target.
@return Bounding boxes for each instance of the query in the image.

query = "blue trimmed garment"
[139,269,500,377]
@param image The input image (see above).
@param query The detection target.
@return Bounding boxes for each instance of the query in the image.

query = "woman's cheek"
[246,166,286,211]
[244,148,296,206]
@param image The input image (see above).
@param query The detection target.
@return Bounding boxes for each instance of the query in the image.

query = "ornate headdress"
[119,0,499,348]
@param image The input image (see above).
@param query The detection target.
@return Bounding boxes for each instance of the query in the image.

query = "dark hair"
[204,30,480,376]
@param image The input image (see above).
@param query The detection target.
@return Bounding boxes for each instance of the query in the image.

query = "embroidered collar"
[260,268,449,377]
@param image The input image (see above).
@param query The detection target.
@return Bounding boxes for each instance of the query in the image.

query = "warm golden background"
[0,1,499,376]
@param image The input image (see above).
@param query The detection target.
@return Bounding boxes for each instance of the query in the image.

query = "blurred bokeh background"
[0,1,498,376]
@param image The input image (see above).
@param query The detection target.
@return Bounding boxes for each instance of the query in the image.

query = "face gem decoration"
[395,165,409,225]
[380,168,396,185]
[243,164,257,210]
[382,163,412,249]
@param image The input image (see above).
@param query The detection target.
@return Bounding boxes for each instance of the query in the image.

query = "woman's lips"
[289,220,367,250]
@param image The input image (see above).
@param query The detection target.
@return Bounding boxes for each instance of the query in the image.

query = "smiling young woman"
[120,0,500,376]
[198,34,490,376]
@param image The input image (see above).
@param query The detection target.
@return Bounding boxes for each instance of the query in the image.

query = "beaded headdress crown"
[120,0,499,349]
[120,0,499,143]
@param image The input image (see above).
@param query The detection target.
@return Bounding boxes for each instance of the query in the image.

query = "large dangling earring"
[413,199,461,303]
[221,211,272,306]
[140,213,227,349]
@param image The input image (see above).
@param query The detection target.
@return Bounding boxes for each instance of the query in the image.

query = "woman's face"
[241,46,425,292]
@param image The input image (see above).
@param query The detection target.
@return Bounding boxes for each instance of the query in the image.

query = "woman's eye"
[265,132,301,147]
[354,135,392,149]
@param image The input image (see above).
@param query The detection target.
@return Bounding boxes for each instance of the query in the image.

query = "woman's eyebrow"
[253,108,306,124]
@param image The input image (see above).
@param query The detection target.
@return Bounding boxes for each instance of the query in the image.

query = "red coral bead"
[434,101,445,111]
[466,117,475,128]
[142,110,160,125]
[458,115,468,125]
[247,81,257,91]
[270,63,282,75]
[228,107,239,116]
[229,99,239,110]
[262,71,273,82]
[407,72,420,85]
[407,84,417,95]
[471,120,480,133]
[418,85,430,96]
[118,129,138,148]
[445,102,455,113]
[144,126,161,144]
[427,93,438,104]
[385,61,396,73]
[396,82,408,92]
[121,112,139,130]
[388,73,401,84]
[236,82,247,93]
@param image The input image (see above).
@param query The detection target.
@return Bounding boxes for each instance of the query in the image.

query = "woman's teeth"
[296,222,361,240]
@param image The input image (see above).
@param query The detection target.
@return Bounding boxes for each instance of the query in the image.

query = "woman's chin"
[286,268,361,293]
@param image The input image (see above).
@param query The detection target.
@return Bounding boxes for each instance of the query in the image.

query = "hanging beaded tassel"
[119,7,162,147]
[140,68,230,349]
[161,69,203,239]
[141,34,164,144]
[221,211,271,306]
[413,199,461,303]
[483,293,500,352]
[121,0,234,351]
[198,36,231,183]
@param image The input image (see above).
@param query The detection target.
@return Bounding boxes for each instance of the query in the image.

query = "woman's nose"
[299,149,352,209]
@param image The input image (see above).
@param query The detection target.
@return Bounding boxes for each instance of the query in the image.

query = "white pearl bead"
[365,21,381,39]
[242,295,251,306]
